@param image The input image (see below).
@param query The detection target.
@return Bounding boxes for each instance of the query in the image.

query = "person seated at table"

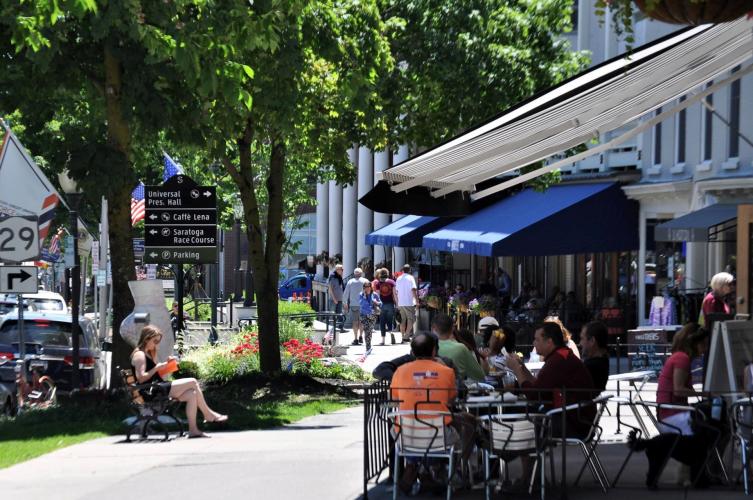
[454,328,490,373]
[372,348,459,382]
[505,321,596,439]
[485,326,516,372]
[580,321,610,391]
[434,313,486,382]
[131,325,227,438]
[628,323,714,489]
[390,333,476,493]
[544,316,580,358]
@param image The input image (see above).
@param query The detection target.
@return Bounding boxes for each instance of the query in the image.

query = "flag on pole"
[163,152,184,182]
[131,182,145,225]
[49,227,64,256]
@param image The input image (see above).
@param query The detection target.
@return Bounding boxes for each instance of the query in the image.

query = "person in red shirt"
[701,271,734,329]
[373,268,398,345]
[628,324,712,489]
[505,321,596,438]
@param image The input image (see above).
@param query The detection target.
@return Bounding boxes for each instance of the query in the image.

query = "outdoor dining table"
[607,369,657,435]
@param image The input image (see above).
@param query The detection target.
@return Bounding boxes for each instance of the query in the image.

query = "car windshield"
[31,299,64,311]
[0,320,76,347]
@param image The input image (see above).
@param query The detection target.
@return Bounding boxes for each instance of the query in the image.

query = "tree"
[0,1,264,382]
[379,0,588,150]
[179,0,394,373]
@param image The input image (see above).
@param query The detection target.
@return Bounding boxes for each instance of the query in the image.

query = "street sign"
[0,216,40,263]
[97,269,106,286]
[132,238,145,256]
[143,174,218,264]
[0,265,38,293]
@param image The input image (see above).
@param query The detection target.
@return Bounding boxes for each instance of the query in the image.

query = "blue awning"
[422,183,638,256]
[365,215,452,247]
[654,204,738,242]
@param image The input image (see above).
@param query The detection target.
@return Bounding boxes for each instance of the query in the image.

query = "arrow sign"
[0,265,38,293]
[149,229,158,235]
[149,214,158,220]
[203,191,212,197]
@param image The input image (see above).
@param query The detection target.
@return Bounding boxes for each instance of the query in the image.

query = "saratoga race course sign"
[143,174,218,264]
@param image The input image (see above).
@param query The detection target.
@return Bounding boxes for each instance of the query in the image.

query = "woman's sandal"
[188,432,210,439]
[204,414,228,424]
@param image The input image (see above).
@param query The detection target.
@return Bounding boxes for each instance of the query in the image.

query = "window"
[703,83,713,161]
[677,96,686,164]
[653,107,662,165]
[729,66,741,158]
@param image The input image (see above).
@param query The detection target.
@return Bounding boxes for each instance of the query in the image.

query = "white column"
[357,146,374,266]
[577,0,589,52]
[638,207,647,325]
[342,147,358,275]
[315,182,329,276]
[328,180,342,259]
[391,145,410,270]
[685,242,707,291]
[373,150,391,268]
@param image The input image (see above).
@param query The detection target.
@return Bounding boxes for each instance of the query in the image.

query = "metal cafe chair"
[389,409,462,500]
[730,397,753,494]
[481,410,546,500]
[616,402,727,489]
[543,394,612,493]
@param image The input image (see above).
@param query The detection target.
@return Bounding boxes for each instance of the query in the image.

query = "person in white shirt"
[395,264,419,343]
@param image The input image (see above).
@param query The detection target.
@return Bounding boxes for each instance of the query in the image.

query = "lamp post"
[58,170,83,391]
[232,199,243,302]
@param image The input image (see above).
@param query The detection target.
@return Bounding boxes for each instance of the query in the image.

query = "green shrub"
[278,318,310,344]
[278,301,314,316]
[175,359,200,379]
[295,359,371,382]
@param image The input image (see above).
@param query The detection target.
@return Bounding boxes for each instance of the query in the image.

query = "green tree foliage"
[182,0,393,374]
[0,1,264,381]
[379,0,588,189]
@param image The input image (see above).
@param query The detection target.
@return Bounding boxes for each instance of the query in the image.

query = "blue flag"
[163,152,184,182]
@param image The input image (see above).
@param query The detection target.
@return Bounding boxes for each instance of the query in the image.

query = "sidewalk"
[0,406,367,500]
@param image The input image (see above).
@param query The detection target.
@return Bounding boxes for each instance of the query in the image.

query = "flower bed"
[180,321,370,384]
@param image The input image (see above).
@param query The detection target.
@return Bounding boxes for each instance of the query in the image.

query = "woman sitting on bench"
[131,325,228,438]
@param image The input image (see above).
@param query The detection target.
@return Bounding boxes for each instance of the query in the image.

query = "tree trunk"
[109,182,136,380]
[103,42,136,385]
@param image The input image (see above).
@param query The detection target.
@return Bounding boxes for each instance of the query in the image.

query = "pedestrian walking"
[373,268,397,345]
[344,267,369,345]
[359,282,382,352]
[395,264,418,343]
[327,263,346,337]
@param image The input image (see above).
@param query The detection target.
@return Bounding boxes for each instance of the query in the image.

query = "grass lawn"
[0,374,359,469]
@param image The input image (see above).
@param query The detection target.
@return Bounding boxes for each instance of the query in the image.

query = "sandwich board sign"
[704,320,753,396]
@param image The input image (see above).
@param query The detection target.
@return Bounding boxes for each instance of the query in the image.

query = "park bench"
[119,367,184,442]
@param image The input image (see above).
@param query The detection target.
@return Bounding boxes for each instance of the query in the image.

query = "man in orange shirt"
[391,334,474,494]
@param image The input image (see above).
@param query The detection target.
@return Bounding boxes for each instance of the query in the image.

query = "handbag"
[371,293,381,317]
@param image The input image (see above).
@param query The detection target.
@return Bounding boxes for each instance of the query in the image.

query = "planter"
[634,0,752,24]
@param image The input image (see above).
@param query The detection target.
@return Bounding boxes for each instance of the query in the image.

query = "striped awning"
[363,18,753,213]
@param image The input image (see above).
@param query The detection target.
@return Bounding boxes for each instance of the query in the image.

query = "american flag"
[48,227,63,256]
[131,182,145,225]
[163,152,184,182]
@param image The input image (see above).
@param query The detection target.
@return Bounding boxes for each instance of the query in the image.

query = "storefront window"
[645,219,685,319]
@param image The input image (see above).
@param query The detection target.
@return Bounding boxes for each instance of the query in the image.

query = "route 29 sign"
[0,216,40,263]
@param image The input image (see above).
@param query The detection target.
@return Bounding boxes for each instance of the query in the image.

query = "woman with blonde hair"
[131,325,227,438]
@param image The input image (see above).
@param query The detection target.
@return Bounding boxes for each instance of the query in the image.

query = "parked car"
[0,312,106,391]
[278,272,314,300]
[0,297,35,316]
[0,381,13,416]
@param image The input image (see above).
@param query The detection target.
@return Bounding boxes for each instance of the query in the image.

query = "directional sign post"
[0,265,38,293]
[143,175,218,264]
[0,216,40,263]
